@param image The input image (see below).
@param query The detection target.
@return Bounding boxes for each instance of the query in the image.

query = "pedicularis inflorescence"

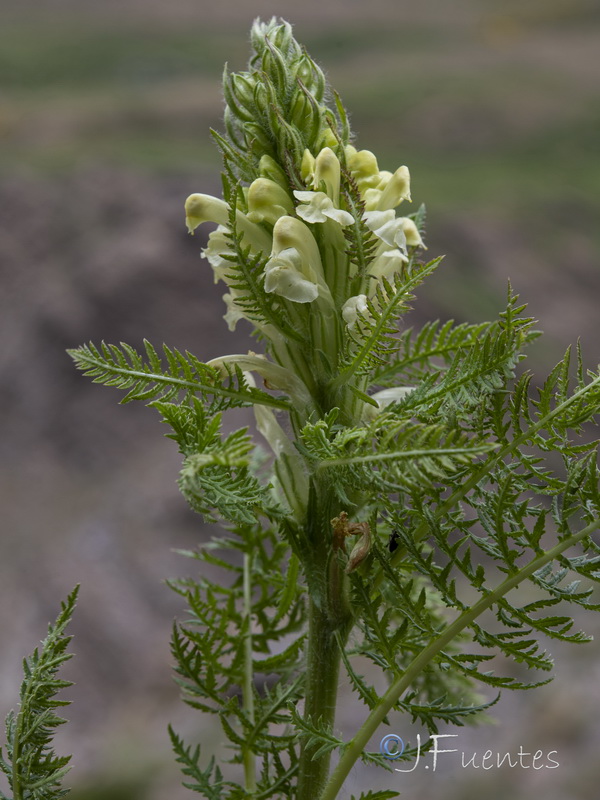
[5,17,599,800]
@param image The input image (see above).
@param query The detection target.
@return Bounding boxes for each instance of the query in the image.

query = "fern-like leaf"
[68,341,290,411]
[302,412,494,494]
[335,257,444,386]
[0,587,78,800]
[169,726,229,799]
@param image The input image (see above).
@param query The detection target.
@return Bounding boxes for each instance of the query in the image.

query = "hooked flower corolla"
[264,248,320,303]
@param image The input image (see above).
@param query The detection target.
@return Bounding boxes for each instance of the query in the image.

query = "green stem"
[242,552,256,794]
[296,599,345,800]
[296,479,354,800]
[320,517,600,800]
[11,715,23,800]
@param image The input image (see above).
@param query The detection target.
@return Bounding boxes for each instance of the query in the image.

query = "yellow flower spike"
[376,165,411,210]
[300,149,316,185]
[247,178,294,225]
[313,147,341,205]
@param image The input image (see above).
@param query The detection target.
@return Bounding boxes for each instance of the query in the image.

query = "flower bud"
[244,122,275,157]
[252,80,270,113]
[259,155,289,190]
[290,87,322,145]
[262,38,289,93]
[295,54,326,101]
[223,69,255,122]
[224,106,244,149]
[274,114,305,164]
[314,147,341,204]
[247,178,294,225]
[251,19,299,64]
[301,149,316,185]
[233,72,256,104]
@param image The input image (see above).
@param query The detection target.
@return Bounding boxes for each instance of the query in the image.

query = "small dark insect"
[388,530,400,553]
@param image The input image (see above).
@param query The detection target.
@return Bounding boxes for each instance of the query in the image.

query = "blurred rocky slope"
[1,1,599,798]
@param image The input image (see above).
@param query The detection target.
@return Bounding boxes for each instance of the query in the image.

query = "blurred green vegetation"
[2,9,599,217]
[68,779,148,800]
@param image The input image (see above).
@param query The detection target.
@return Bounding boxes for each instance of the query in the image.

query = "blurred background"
[1,0,599,798]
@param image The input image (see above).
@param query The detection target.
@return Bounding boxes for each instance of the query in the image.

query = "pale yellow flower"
[264,248,320,303]
[247,178,293,225]
[342,294,370,328]
[293,191,354,226]
[313,147,341,204]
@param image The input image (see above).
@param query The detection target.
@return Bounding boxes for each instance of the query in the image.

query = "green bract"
[25,15,599,800]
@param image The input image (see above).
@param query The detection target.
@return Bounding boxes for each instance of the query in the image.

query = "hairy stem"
[296,599,344,800]
[321,517,600,800]
[296,481,354,800]
[11,714,22,800]
[242,552,256,794]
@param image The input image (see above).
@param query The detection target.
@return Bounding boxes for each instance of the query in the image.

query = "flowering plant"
[4,17,599,800]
